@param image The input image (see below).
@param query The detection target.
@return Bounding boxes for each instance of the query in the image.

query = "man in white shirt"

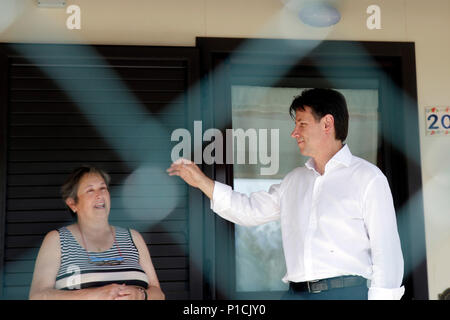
[167,88,405,300]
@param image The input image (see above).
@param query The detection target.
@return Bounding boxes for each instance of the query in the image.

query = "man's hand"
[167,158,214,199]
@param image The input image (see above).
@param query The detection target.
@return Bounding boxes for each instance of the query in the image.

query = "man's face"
[290,106,326,158]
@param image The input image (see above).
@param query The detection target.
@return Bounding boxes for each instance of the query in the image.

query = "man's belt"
[289,275,367,294]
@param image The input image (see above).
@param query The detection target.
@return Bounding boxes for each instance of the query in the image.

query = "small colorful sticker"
[426,106,450,136]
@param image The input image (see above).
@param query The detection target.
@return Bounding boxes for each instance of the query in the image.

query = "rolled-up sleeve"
[363,175,405,300]
[210,181,281,226]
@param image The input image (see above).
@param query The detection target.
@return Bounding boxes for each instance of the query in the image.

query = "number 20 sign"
[426,106,450,136]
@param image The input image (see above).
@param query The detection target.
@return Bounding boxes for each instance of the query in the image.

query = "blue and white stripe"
[55,226,149,290]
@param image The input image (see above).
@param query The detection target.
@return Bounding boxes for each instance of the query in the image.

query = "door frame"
[197,37,428,300]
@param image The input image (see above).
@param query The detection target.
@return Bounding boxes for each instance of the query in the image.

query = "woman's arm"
[117,229,165,300]
[29,230,65,299]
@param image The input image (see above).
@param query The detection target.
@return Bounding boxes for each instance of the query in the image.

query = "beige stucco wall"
[1,0,449,299]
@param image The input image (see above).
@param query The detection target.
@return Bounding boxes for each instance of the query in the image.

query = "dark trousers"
[282,283,368,300]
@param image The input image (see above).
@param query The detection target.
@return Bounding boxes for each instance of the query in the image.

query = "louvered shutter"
[0,44,202,300]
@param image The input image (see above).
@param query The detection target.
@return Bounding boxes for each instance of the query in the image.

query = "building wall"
[1,0,449,299]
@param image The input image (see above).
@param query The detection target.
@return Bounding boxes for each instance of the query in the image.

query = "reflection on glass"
[231,85,379,292]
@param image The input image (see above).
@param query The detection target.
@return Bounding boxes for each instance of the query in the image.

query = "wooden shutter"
[0,43,202,299]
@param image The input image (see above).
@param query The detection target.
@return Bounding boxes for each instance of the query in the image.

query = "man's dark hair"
[289,88,349,142]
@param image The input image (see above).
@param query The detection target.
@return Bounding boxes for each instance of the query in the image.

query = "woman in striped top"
[29,166,165,300]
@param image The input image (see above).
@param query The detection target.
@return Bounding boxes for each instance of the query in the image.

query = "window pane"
[231,85,379,292]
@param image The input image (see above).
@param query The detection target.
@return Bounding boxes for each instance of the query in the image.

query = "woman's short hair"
[61,165,111,204]
[289,88,349,142]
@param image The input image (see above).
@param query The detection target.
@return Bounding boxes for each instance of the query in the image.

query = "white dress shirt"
[210,144,405,300]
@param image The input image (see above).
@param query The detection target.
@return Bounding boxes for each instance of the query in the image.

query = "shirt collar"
[330,144,352,167]
[305,144,353,173]
[305,158,316,171]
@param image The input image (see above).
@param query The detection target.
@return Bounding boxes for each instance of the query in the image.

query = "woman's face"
[68,173,111,220]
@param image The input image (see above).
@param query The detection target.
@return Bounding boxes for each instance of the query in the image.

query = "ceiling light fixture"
[298,2,341,27]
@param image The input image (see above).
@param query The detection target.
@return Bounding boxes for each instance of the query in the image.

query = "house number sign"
[426,106,450,136]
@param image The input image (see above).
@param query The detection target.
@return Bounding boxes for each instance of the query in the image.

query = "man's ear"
[65,198,77,213]
[323,114,335,135]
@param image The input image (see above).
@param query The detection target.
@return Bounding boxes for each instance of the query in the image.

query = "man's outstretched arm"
[167,158,281,226]
[167,158,215,199]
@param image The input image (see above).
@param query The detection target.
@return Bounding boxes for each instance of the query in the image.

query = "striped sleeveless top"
[55,226,149,290]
